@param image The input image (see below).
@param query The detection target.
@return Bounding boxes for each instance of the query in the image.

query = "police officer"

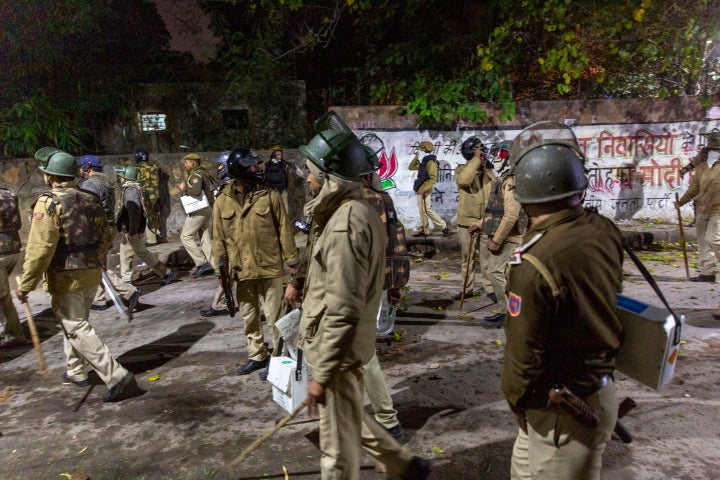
[115,165,176,287]
[501,123,623,479]
[264,146,292,213]
[213,149,299,376]
[297,112,430,479]
[409,141,448,236]
[468,143,527,324]
[676,131,720,283]
[0,187,29,348]
[134,148,166,245]
[454,137,496,301]
[16,149,135,401]
[200,151,234,318]
[284,140,409,448]
[78,155,140,312]
[179,153,215,278]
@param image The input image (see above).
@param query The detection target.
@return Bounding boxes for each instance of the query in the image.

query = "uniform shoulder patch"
[508,292,521,316]
[32,212,45,221]
[191,177,200,184]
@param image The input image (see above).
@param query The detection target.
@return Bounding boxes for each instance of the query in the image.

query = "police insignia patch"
[33,212,45,221]
[191,177,199,184]
[508,292,521,316]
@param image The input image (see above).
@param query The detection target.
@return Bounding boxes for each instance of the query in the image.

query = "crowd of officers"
[1,115,718,479]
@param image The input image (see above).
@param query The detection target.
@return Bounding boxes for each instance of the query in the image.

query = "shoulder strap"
[521,253,561,299]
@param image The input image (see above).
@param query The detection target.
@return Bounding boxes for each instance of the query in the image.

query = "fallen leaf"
[60,474,72,479]
[494,340,502,345]
[147,375,160,381]
[432,446,445,454]
[76,446,88,455]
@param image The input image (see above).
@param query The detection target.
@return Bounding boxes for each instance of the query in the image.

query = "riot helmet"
[34,146,61,170]
[114,165,138,181]
[299,111,366,180]
[461,137,487,160]
[40,151,77,178]
[134,148,149,163]
[78,154,103,172]
[227,148,263,183]
[510,122,587,204]
[358,133,384,176]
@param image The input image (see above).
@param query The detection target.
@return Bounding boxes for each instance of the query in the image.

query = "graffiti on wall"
[358,121,720,231]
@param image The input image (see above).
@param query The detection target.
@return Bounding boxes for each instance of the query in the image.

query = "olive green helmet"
[34,147,62,171]
[509,122,587,204]
[40,151,78,177]
[114,165,138,181]
[299,111,366,180]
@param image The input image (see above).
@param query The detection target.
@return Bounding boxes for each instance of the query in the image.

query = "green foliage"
[0,97,86,157]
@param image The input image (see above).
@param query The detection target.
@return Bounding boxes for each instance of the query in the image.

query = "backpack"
[136,162,161,205]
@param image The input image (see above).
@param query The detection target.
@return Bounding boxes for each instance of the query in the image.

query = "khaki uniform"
[18,181,129,388]
[478,174,527,314]
[502,206,623,480]
[409,154,446,233]
[180,165,214,268]
[678,157,720,276]
[117,181,171,282]
[455,156,495,294]
[0,188,23,340]
[213,183,299,362]
[298,175,413,479]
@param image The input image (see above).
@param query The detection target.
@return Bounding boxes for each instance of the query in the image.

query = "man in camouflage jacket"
[0,187,29,348]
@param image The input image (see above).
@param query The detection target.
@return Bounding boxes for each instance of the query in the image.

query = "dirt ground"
[1,238,719,480]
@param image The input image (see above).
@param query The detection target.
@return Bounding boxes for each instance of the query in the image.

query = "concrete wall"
[3,96,719,239]
[332,97,720,231]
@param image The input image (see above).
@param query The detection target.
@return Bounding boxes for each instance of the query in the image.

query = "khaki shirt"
[502,206,623,410]
[454,156,495,226]
[409,155,439,193]
[18,182,111,295]
[298,175,386,385]
[213,183,299,281]
[678,159,720,215]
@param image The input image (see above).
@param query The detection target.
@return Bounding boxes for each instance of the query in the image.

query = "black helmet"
[461,137,487,160]
[510,122,587,204]
[299,111,367,180]
[227,148,263,183]
[134,148,149,163]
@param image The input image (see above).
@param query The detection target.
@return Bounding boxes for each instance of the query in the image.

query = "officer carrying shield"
[500,123,624,479]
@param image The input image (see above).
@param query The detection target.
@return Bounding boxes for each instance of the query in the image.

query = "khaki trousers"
[510,380,618,480]
[457,227,492,294]
[119,233,169,282]
[0,252,23,338]
[180,207,213,267]
[319,368,414,479]
[482,235,520,313]
[53,285,129,388]
[416,192,446,232]
[236,277,283,361]
[695,213,720,275]
[362,353,399,430]
[94,240,136,304]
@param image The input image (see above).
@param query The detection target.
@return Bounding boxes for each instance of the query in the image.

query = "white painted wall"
[357,121,720,231]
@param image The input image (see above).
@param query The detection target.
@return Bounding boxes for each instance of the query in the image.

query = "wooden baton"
[674,193,690,278]
[16,277,48,377]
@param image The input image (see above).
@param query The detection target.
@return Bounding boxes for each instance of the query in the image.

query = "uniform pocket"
[300,293,327,344]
